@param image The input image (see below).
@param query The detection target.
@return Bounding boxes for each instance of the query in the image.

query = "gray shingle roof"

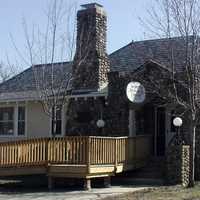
[0,62,72,93]
[109,37,187,72]
[0,37,190,101]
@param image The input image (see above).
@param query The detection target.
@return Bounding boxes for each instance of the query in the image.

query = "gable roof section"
[109,37,187,72]
[0,62,72,93]
[0,62,72,102]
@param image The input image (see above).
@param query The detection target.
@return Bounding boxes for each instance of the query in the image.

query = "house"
[0,3,197,187]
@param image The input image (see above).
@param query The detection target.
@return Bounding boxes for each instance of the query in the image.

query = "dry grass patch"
[103,183,200,200]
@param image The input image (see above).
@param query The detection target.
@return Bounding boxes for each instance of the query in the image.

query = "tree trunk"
[52,119,57,137]
[189,121,196,187]
[52,106,57,137]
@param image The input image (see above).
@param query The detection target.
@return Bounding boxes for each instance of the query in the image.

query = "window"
[0,107,14,135]
[18,106,25,135]
[51,105,62,135]
[0,105,26,136]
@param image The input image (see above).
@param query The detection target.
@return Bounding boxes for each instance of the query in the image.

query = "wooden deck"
[0,135,152,189]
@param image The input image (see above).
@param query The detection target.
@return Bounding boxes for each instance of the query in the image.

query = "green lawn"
[104,184,200,200]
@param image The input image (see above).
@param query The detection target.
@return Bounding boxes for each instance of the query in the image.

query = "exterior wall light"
[173,117,183,127]
[96,119,105,128]
[173,117,183,144]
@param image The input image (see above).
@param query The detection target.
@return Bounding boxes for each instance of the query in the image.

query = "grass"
[103,183,200,200]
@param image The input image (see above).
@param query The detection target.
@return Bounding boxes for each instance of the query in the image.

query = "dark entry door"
[156,107,166,156]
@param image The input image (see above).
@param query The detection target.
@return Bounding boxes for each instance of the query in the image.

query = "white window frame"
[17,105,27,137]
[0,103,27,138]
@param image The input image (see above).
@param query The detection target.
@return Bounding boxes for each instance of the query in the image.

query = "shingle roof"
[109,37,187,72]
[0,37,190,101]
[0,62,72,93]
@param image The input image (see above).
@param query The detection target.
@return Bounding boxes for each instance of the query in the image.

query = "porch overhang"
[0,87,108,103]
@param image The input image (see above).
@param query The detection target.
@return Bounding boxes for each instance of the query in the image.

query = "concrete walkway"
[0,186,151,200]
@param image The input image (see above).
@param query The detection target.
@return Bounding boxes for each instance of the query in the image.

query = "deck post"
[114,138,118,172]
[48,176,55,190]
[83,178,91,190]
[87,137,91,174]
[103,176,111,188]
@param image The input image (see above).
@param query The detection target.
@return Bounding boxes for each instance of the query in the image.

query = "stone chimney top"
[80,3,106,15]
[81,3,103,9]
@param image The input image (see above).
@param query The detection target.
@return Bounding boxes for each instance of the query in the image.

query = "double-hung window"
[0,107,14,136]
[0,105,26,136]
[18,106,25,136]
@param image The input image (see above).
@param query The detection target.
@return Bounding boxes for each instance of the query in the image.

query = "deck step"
[113,156,165,186]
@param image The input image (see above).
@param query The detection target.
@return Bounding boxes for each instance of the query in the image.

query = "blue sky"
[0,0,154,67]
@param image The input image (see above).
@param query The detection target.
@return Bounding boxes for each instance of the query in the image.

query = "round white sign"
[126,82,146,103]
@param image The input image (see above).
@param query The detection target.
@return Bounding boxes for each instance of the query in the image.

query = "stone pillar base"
[182,145,191,188]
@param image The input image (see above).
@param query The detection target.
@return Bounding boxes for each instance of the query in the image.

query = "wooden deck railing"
[0,135,152,168]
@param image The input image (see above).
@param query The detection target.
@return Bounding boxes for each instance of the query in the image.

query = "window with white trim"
[18,106,25,135]
[0,105,26,136]
[0,107,14,136]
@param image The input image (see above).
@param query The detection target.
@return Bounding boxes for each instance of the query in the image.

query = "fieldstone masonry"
[182,145,191,187]
[165,135,182,184]
[72,3,110,90]
[67,3,111,136]
[67,3,200,184]
[66,97,109,136]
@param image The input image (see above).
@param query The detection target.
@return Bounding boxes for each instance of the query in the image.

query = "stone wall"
[66,97,107,136]
[66,71,132,136]
[107,72,129,135]
[107,70,157,136]
[165,134,182,184]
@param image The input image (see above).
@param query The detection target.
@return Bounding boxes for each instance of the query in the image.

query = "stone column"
[182,145,191,187]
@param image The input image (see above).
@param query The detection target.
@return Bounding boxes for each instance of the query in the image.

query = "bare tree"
[0,61,21,83]
[12,0,92,136]
[138,0,200,186]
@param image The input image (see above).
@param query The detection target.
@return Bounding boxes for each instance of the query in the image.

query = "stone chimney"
[72,3,110,91]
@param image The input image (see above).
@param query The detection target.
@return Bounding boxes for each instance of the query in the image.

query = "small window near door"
[51,105,62,135]
[18,106,25,135]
